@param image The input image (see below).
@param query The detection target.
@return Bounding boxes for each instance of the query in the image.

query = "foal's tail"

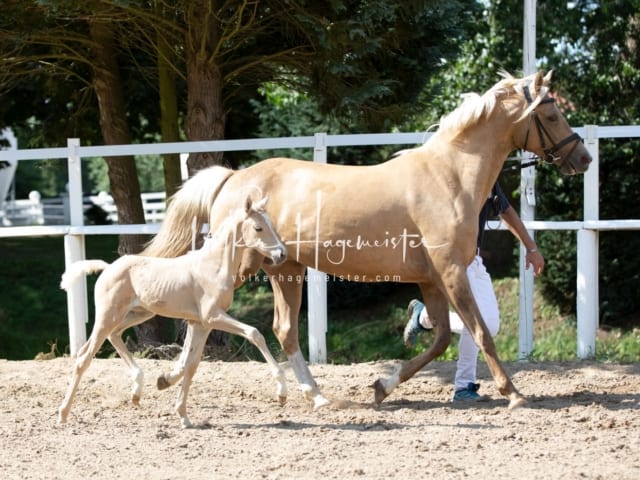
[142,165,234,258]
[60,260,109,291]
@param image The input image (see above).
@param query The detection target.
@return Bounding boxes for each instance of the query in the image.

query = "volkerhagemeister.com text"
[233,273,402,283]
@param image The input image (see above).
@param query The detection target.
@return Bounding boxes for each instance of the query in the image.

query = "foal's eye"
[253,225,263,232]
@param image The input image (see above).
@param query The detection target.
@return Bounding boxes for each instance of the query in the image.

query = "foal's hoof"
[57,410,68,424]
[372,379,389,405]
[508,394,527,410]
[157,375,170,390]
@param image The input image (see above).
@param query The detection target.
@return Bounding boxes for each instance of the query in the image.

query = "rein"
[522,85,582,165]
[501,159,538,173]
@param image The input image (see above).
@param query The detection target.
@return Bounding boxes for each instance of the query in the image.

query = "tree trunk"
[156,1,182,200]
[89,19,170,345]
[181,0,228,346]
[184,0,226,173]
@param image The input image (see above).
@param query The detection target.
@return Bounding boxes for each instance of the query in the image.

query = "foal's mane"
[205,206,245,245]
[203,198,265,249]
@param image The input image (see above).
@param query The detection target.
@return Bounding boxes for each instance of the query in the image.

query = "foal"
[58,196,287,427]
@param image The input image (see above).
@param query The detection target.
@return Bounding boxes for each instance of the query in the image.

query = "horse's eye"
[254,225,263,232]
[547,114,558,122]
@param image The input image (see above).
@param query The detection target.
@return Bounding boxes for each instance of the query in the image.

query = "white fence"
[87,191,167,224]
[0,129,639,361]
[1,191,167,226]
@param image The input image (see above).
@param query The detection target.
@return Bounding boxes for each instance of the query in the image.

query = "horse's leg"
[441,263,526,409]
[167,322,209,428]
[264,261,330,409]
[210,311,287,406]
[58,312,113,423]
[373,284,452,404]
[108,309,155,405]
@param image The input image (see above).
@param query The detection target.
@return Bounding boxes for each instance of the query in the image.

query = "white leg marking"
[379,367,401,395]
[288,350,330,409]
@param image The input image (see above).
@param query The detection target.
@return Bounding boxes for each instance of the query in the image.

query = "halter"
[522,85,582,165]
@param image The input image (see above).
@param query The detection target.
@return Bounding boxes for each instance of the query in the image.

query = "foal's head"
[240,196,287,265]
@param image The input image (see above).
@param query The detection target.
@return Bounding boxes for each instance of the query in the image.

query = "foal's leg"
[163,322,210,428]
[157,321,205,391]
[108,309,155,405]
[440,263,525,409]
[211,311,287,406]
[264,261,329,409]
[58,312,114,423]
[373,284,452,404]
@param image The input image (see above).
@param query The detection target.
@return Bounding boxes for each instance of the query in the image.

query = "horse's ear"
[534,71,544,93]
[534,70,553,93]
[245,195,252,214]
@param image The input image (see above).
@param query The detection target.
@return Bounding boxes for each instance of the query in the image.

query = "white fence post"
[518,0,536,360]
[518,160,536,359]
[63,138,88,356]
[577,229,598,358]
[307,132,328,364]
[577,125,600,358]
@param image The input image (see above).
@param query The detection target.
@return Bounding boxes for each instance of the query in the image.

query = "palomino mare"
[58,196,287,427]
[144,71,591,410]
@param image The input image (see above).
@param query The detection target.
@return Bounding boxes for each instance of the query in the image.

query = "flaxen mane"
[143,165,234,258]
[435,72,549,139]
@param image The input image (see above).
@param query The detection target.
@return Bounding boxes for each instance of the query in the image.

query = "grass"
[1,236,639,363]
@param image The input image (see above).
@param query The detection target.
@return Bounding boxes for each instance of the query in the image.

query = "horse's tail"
[60,260,109,291]
[142,165,234,258]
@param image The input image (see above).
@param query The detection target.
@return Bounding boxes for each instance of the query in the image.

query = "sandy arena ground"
[1,357,639,479]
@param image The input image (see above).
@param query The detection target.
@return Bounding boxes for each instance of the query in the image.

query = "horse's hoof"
[372,379,389,405]
[157,375,170,390]
[131,394,141,405]
[278,395,287,406]
[312,395,331,410]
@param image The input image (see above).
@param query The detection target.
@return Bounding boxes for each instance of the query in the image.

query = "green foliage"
[298,0,482,130]
[0,235,119,359]
[248,83,395,167]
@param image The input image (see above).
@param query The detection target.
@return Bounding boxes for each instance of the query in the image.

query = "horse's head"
[241,195,287,265]
[516,70,592,175]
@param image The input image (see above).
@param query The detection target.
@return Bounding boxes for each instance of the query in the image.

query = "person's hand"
[526,249,545,276]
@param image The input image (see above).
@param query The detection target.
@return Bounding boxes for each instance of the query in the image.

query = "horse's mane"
[393,71,551,159]
[433,71,549,139]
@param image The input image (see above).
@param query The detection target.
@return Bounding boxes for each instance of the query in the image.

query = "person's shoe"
[452,383,484,402]
[403,299,429,348]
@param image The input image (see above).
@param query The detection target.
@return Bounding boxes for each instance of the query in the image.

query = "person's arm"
[499,205,545,276]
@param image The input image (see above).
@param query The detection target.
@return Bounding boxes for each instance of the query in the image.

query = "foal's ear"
[244,195,252,214]
[254,196,268,212]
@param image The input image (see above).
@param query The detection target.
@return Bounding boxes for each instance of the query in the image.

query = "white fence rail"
[1,191,167,226]
[0,129,638,360]
[88,191,167,224]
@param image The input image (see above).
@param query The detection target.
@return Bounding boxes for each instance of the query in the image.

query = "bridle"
[522,85,582,165]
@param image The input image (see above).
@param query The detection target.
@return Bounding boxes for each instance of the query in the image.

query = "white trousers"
[419,255,500,390]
